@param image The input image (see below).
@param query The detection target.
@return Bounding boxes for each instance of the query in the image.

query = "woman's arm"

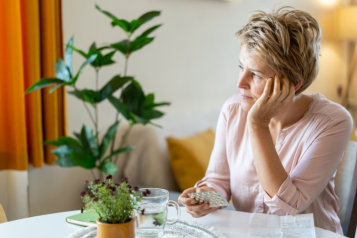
[248,123,287,198]
[247,76,293,198]
[248,76,353,215]
[262,117,352,215]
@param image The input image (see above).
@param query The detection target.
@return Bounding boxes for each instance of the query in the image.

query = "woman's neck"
[269,94,314,131]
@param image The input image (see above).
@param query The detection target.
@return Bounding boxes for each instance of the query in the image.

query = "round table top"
[0,207,346,238]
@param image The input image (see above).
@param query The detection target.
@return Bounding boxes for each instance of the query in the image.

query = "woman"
[178,6,352,234]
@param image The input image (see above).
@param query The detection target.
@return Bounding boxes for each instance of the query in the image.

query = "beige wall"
[25,0,349,218]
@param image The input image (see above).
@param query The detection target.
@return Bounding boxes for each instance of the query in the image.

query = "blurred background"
[1,0,356,225]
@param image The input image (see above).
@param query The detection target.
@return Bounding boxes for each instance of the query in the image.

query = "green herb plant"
[25,4,169,179]
[81,175,146,224]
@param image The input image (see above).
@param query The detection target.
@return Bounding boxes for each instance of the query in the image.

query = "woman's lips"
[241,94,253,99]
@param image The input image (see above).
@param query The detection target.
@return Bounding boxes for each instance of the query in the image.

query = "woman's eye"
[252,73,262,79]
[238,65,243,70]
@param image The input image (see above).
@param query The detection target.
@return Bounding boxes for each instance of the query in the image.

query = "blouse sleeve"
[195,100,232,201]
[263,116,353,216]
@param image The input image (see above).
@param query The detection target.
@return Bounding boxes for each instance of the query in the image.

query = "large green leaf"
[111,40,128,55]
[70,151,96,169]
[95,4,130,32]
[73,132,81,142]
[130,113,149,125]
[95,4,117,21]
[44,136,82,148]
[52,145,78,167]
[111,19,131,32]
[143,93,170,110]
[139,24,162,38]
[100,51,116,66]
[65,36,74,77]
[78,54,98,74]
[129,19,142,33]
[26,78,65,94]
[55,58,70,82]
[67,45,87,58]
[98,161,118,175]
[57,137,82,148]
[68,89,83,100]
[99,75,131,99]
[131,78,142,89]
[122,83,145,115]
[80,125,99,158]
[141,110,164,120]
[144,93,154,108]
[49,83,64,94]
[107,95,130,120]
[129,36,154,53]
[81,89,101,105]
[102,146,134,161]
[71,54,98,84]
[68,89,101,105]
[144,102,171,110]
[89,42,97,51]
[138,11,161,24]
[99,121,120,158]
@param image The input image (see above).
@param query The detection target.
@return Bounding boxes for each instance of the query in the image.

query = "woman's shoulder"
[310,94,352,124]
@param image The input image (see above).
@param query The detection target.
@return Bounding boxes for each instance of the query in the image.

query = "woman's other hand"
[178,186,219,218]
[247,76,295,128]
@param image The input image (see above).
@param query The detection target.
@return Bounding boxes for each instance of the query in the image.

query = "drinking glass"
[135,188,181,237]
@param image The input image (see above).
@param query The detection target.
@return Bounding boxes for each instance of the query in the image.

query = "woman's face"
[238,45,276,112]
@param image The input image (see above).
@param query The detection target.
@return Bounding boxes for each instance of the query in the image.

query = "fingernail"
[191,200,196,204]
[204,205,210,209]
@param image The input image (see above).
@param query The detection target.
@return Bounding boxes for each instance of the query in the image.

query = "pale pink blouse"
[196,93,352,234]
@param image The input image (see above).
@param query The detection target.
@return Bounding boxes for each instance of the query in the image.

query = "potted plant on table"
[81,175,147,238]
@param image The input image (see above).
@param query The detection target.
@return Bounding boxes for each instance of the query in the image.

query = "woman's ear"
[294,80,303,92]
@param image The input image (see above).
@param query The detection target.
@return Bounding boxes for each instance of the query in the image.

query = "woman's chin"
[241,101,253,112]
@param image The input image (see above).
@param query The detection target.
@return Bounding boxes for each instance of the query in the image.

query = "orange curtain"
[0,0,67,170]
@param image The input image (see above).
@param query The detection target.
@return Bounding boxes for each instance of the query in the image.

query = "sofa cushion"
[167,129,215,192]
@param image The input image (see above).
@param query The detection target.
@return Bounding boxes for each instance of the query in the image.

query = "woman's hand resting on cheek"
[178,186,219,218]
[247,75,295,128]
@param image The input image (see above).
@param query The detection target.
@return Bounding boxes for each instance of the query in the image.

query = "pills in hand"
[187,190,229,208]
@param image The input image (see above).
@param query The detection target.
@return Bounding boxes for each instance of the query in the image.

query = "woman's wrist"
[247,119,270,131]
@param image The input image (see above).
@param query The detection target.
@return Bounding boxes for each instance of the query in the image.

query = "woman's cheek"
[252,82,266,99]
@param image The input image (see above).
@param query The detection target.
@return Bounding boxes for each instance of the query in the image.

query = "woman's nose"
[237,72,250,90]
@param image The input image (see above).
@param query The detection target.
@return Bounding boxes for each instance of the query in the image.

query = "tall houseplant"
[26,4,169,180]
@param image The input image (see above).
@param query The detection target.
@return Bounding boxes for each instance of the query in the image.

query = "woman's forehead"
[240,45,273,73]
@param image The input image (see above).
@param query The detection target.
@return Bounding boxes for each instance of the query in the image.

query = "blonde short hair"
[236,6,321,94]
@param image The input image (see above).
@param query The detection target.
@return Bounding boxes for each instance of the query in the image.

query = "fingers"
[179,186,220,218]
[186,202,210,212]
[178,187,197,206]
[277,78,290,102]
[260,78,273,102]
[271,75,281,101]
[186,206,219,218]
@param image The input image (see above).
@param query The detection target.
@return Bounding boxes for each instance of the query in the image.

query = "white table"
[0,207,346,238]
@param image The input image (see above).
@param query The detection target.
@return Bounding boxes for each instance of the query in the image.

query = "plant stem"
[115,124,133,177]
[74,85,96,128]
[110,39,131,156]
[95,69,99,145]
[113,124,132,164]
[90,169,97,180]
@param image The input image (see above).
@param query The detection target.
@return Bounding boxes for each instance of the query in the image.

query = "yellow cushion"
[0,204,7,223]
[167,129,215,192]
